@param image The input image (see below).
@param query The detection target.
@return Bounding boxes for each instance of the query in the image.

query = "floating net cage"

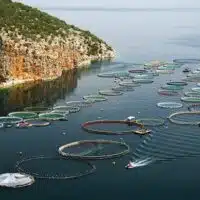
[98,89,123,96]
[83,95,108,102]
[161,85,184,91]
[50,110,70,115]
[24,119,51,127]
[119,81,141,87]
[53,106,80,113]
[191,70,200,74]
[136,118,165,126]
[65,100,93,108]
[0,173,35,188]
[128,69,147,74]
[191,87,200,93]
[16,156,96,180]
[182,77,200,83]
[58,140,130,160]
[188,104,200,111]
[158,66,175,70]
[38,113,67,121]
[133,79,154,84]
[111,86,135,92]
[157,102,183,109]
[82,120,148,135]
[157,89,179,96]
[167,81,188,86]
[131,74,154,79]
[97,71,130,78]
[173,59,200,64]
[0,116,23,124]
[8,112,37,120]
[168,111,200,125]
[184,92,200,98]
[181,97,200,103]
[24,106,51,113]
[156,70,174,74]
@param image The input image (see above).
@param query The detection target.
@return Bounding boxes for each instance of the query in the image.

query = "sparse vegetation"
[0,0,112,51]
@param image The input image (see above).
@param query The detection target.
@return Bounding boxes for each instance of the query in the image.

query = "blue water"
[1,8,200,200]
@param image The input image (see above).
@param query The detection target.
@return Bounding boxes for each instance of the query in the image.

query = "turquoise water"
[1,9,200,199]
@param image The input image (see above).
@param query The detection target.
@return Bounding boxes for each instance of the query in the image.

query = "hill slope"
[0,0,114,85]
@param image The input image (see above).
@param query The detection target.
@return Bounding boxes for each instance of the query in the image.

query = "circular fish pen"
[58,140,130,160]
[0,116,23,124]
[0,173,35,188]
[128,69,147,74]
[168,111,200,125]
[38,113,67,121]
[8,112,38,119]
[83,95,108,102]
[158,66,175,70]
[167,81,188,86]
[53,106,80,113]
[133,79,154,84]
[24,119,51,127]
[191,87,200,93]
[50,110,70,115]
[97,71,129,78]
[181,97,200,103]
[156,70,174,74]
[173,59,200,64]
[184,92,200,97]
[82,120,148,135]
[157,102,183,109]
[112,86,135,92]
[16,156,96,180]
[136,118,165,126]
[98,90,123,96]
[157,89,179,96]
[132,74,153,79]
[24,106,51,113]
[66,100,93,108]
[161,85,184,91]
[188,104,200,111]
[119,81,140,87]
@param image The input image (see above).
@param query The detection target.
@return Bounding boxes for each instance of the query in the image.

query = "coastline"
[0,57,113,89]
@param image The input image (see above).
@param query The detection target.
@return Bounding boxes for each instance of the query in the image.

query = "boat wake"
[125,157,154,169]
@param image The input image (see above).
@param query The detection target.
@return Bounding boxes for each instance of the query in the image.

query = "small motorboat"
[16,122,30,128]
[135,128,151,135]
[125,161,135,169]
[183,68,191,73]
[125,116,136,121]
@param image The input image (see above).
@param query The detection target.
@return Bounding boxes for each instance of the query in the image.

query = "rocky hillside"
[0,0,115,84]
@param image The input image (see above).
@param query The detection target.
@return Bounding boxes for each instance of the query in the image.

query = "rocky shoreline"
[0,0,115,88]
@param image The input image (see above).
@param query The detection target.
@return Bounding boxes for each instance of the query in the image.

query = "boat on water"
[183,68,191,73]
[125,161,135,169]
[16,121,30,128]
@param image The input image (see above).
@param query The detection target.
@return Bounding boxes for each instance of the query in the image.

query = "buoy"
[62,132,66,135]
[112,161,116,165]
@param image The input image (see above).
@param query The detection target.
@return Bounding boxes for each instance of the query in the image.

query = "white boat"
[125,161,135,169]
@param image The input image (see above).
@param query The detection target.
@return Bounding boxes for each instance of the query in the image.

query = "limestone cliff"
[0,0,115,85]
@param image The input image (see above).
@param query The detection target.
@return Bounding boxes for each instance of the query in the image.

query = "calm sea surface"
[1,9,200,200]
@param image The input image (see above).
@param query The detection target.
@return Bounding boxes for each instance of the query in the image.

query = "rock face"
[0,0,115,84]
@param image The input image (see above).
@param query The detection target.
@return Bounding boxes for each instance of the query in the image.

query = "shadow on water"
[0,60,114,116]
[0,70,78,116]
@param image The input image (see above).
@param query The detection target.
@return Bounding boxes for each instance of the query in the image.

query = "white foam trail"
[128,157,154,168]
